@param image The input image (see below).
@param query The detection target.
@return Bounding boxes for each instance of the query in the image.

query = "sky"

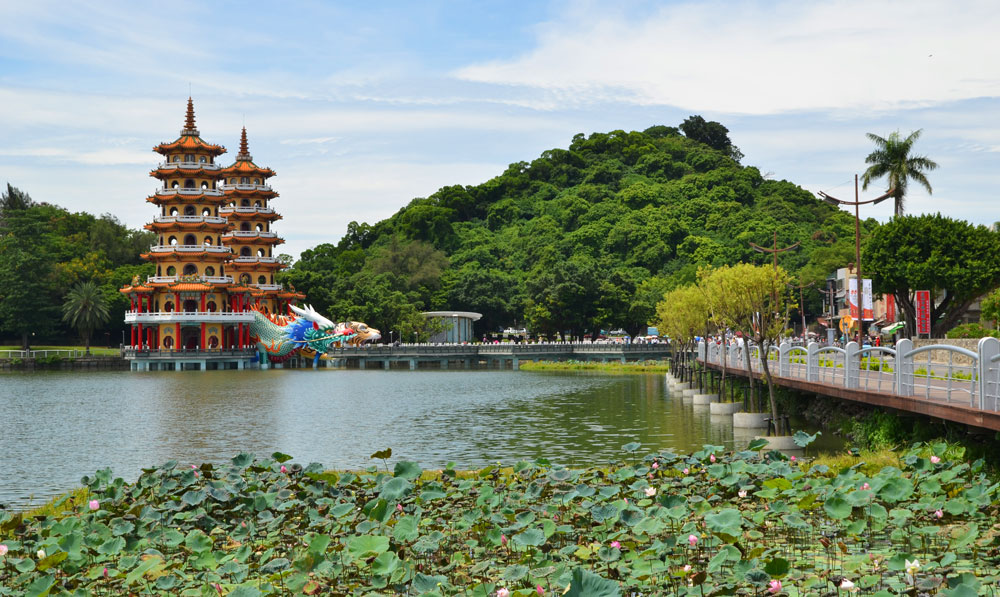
[2,0,999,259]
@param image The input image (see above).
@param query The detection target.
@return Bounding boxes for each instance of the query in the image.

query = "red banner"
[886,294,896,323]
[848,278,859,319]
[915,290,931,335]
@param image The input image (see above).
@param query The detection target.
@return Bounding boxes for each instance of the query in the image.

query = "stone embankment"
[0,355,128,371]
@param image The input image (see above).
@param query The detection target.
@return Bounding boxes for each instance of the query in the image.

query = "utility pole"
[818,177,894,344]
[749,230,801,271]
[787,280,815,337]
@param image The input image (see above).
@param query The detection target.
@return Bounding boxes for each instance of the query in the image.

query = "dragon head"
[345,321,381,345]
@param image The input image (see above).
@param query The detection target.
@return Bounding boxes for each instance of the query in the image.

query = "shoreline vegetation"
[518,360,671,373]
[3,443,996,596]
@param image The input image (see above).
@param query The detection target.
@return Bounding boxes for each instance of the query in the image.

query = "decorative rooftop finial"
[181,97,199,136]
[237,126,252,161]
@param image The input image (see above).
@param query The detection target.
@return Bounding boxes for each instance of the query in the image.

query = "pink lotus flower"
[652,462,659,469]
[103,566,108,578]
[497,589,510,597]
[683,468,690,475]
[688,534,698,546]
[645,487,657,497]
[861,482,870,490]
[191,464,197,469]
[709,454,716,463]
[738,490,747,498]
[214,583,222,594]
[610,540,621,549]
[930,455,941,464]
[683,564,692,573]
[537,585,544,595]
[768,579,782,594]
[280,465,288,473]
[396,503,403,512]
[790,456,796,462]
[0,544,8,556]
[501,534,507,546]
[88,499,99,511]
[935,509,943,518]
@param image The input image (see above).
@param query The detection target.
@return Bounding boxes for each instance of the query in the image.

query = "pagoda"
[219,128,303,314]
[120,99,260,371]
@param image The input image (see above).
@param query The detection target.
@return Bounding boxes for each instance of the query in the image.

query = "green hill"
[282,117,866,340]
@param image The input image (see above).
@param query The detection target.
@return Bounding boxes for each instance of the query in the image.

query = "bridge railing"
[699,338,994,410]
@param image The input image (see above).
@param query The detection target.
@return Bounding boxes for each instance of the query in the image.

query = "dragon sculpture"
[249,304,381,366]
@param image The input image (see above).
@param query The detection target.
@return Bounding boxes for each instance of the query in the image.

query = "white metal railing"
[125,311,256,323]
[153,215,227,225]
[219,184,273,192]
[156,161,221,171]
[699,338,988,409]
[252,284,283,291]
[148,245,232,253]
[154,188,224,197]
[232,256,278,264]
[144,275,234,284]
[224,231,277,239]
[1,349,92,360]
[219,206,276,215]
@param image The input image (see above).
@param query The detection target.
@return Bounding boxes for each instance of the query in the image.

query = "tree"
[861,129,939,217]
[981,289,1000,330]
[863,214,1000,337]
[61,281,110,354]
[656,284,710,374]
[679,115,743,162]
[0,183,34,217]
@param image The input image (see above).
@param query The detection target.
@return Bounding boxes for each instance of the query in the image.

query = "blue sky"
[2,0,999,259]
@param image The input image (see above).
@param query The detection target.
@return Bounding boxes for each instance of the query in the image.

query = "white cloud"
[455,0,1000,115]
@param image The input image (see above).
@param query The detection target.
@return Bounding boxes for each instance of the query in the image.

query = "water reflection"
[0,369,829,508]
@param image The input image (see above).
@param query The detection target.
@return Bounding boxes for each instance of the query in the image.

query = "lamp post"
[413,331,417,344]
[818,176,894,344]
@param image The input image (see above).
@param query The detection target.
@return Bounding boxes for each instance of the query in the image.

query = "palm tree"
[861,129,939,217]
[61,281,110,355]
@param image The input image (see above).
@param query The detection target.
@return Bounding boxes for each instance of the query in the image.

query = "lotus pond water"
[1,440,997,596]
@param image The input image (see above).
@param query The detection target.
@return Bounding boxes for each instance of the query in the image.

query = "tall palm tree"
[861,129,939,217]
[61,281,110,355]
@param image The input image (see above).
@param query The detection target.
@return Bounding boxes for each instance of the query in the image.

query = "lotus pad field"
[1,442,998,596]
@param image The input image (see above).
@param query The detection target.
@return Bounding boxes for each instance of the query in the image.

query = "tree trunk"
[720,338,728,402]
[758,345,782,435]
[85,334,91,356]
[21,332,29,351]
[742,342,758,411]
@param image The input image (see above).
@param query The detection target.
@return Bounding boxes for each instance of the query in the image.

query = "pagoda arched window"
[256,223,263,232]
[183,264,198,276]
[163,336,174,349]
[184,179,195,189]
[168,236,178,246]
[258,275,267,285]
[185,154,194,163]
[240,222,251,231]
[169,207,178,216]
[240,274,251,284]
[164,301,174,312]
[183,234,196,245]
[199,156,206,163]
[173,156,180,162]
[257,248,265,257]
[205,266,215,277]
[254,201,262,207]
[208,335,219,348]
[204,236,212,245]
[184,205,195,216]
[201,182,208,190]
[253,178,260,185]
[231,178,237,184]
[166,266,176,276]
[171,182,179,189]
[183,299,197,313]
[206,301,217,312]
[240,247,251,256]
[241,199,250,207]
[241,177,249,184]
[202,208,210,216]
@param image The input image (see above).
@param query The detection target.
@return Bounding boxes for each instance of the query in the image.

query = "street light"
[413,331,417,344]
[389,330,394,345]
[817,175,894,343]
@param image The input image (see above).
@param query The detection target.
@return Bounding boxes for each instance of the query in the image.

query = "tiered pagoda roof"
[153,98,227,156]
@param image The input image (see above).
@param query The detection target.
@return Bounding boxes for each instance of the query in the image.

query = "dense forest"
[280,117,868,339]
[0,116,875,346]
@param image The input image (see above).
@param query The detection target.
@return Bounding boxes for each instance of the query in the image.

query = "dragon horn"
[288,304,336,330]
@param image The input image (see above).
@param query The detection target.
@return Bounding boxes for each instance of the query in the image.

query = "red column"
[175,322,181,350]
[200,322,206,350]
[238,323,244,348]
[137,295,144,314]
[131,325,137,348]
[200,293,206,312]
[137,323,143,348]
[175,293,181,311]
[146,327,153,348]
[147,295,153,312]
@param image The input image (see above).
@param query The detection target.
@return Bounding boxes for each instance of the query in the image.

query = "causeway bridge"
[696,338,1000,432]
[328,342,672,370]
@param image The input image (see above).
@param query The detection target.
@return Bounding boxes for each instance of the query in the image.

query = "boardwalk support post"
[896,338,914,396]
[779,342,790,377]
[845,341,860,389]
[806,342,819,382]
[978,337,999,411]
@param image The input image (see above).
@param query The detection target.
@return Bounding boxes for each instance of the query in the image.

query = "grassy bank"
[0,345,121,357]
[2,441,996,596]
[519,359,671,373]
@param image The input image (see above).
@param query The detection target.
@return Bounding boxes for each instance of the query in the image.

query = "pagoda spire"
[181,97,199,136]
[236,126,252,161]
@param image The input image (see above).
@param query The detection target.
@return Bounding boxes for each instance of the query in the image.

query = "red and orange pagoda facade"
[120,99,304,371]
